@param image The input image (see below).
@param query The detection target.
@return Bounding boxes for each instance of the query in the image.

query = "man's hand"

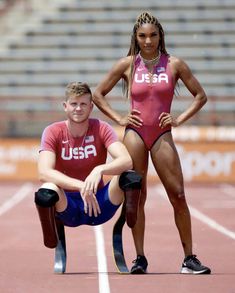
[80,167,102,217]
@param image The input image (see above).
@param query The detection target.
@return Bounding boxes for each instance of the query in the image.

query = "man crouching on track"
[34,81,141,256]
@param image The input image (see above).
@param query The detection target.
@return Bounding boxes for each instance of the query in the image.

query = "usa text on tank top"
[131,53,175,126]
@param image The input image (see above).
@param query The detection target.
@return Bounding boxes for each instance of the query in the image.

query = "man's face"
[63,94,93,123]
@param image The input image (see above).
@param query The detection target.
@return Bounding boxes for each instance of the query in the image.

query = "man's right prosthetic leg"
[34,188,59,248]
[119,170,142,228]
[35,188,67,273]
[54,217,67,274]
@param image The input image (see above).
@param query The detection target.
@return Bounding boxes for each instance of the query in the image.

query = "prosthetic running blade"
[54,219,67,274]
[112,203,129,274]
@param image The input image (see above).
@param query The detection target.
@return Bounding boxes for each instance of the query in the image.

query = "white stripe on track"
[155,184,235,241]
[189,206,235,240]
[0,182,33,217]
[94,225,110,293]
[219,184,235,198]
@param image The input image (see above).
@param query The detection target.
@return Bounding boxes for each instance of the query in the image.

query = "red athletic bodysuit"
[126,53,175,150]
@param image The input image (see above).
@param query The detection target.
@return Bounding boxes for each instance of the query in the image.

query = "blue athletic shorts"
[56,182,121,227]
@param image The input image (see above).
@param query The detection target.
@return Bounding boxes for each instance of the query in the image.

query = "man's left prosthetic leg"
[35,188,67,273]
[119,170,142,228]
[113,170,142,273]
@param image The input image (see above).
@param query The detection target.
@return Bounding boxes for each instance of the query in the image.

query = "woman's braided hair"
[128,11,167,56]
[123,11,168,97]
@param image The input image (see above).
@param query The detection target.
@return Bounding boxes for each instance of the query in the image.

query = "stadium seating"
[0,0,234,136]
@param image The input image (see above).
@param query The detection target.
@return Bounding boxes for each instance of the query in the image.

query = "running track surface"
[0,181,235,293]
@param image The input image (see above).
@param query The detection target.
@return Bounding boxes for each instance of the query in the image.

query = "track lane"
[0,183,234,293]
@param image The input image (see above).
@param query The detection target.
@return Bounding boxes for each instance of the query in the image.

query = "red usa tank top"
[131,53,175,126]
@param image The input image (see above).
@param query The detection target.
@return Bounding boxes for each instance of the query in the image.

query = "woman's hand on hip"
[159,112,179,128]
[119,109,143,127]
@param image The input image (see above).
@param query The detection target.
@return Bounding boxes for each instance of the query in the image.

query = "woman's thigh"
[150,132,184,195]
[124,129,148,175]
[124,129,149,201]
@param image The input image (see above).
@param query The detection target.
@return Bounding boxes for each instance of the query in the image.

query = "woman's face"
[136,23,160,58]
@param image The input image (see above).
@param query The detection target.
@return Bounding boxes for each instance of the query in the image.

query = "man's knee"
[35,188,59,207]
[119,170,142,191]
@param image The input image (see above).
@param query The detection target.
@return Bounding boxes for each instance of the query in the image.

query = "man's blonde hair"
[65,82,92,100]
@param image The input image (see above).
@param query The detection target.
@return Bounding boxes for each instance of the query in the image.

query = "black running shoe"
[181,255,211,274]
[130,255,148,274]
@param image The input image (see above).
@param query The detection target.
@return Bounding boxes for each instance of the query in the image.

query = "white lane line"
[0,182,34,217]
[155,184,235,241]
[94,225,110,293]
[189,206,235,240]
[219,184,235,198]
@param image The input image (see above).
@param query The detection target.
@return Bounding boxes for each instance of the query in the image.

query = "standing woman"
[93,11,211,275]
